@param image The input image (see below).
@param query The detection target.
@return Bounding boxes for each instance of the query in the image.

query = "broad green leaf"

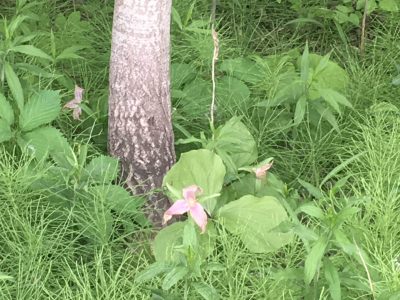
[261,79,304,107]
[21,127,74,168]
[8,15,29,36]
[0,120,13,143]
[218,195,293,253]
[319,90,341,114]
[296,203,324,219]
[0,93,14,125]
[299,54,349,92]
[356,0,378,14]
[305,237,328,284]
[84,155,119,183]
[312,57,349,91]
[300,42,310,83]
[324,258,341,300]
[294,96,307,125]
[15,63,55,78]
[348,13,360,26]
[313,102,339,131]
[217,77,251,112]
[333,229,358,256]
[318,88,352,114]
[50,140,75,170]
[193,282,219,300]
[219,58,264,84]
[12,45,52,60]
[153,222,185,263]
[297,179,323,199]
[4,62,24,112]
[183,222,198,248]
[56,46,86,60]
[343,241,371,267]
[379,0,399,11]
[19,90,61,131]
[314,52,332,76]
[152,221,216,263]
[209,117,257,174]
[55,14,67,29]
[335,10,351,24]
[336,206,360,225]
[12,32,38,45]
[89,185,144,214]
[162,266,188,290]
[252,54,300,106]
[163,149,226,212]
[227,173,286,202]
[292,224,319,241]
[334,6,359,25]
[67,11,81,23]
[328,90,352,107]
[135,262,171,283]
[336,5,353,14]
[180,78,211,117]
[331,176,350,194]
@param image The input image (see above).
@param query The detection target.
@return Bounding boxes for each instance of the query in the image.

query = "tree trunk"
[108,0,175,227]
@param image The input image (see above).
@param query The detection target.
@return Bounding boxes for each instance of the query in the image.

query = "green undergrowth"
[1,0,400,299]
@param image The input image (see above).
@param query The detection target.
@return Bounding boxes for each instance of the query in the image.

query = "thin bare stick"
[360,0,368,55]
[210,0,219,127]
[211,0,216,24]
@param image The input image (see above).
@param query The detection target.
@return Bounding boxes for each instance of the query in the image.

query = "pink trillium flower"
[64,85,84,120]
[163,185,208,233]
[253,162,273,179]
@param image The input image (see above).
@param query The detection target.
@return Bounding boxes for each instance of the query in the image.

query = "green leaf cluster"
[151,118,294,293]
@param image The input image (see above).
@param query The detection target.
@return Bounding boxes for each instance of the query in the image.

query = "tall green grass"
[344,112,400,296]
[1,0,400,299]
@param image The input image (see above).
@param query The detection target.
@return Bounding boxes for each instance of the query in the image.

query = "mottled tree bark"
[108,0,175,227]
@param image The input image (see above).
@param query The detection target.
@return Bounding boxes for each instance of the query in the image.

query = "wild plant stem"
[360,0,368,55]
[210,0,218,128]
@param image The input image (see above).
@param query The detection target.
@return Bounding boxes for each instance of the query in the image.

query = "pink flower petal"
[63,99,80,109]
[163,199,190,224]
[64,86,84,120]
[72,107,82,120]
[182,185,202,201]
[254,162,273,179]
[74,85,84,102]
[189,203,208,234]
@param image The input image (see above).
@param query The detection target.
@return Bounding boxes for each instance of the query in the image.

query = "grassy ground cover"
[1,0,400,299]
